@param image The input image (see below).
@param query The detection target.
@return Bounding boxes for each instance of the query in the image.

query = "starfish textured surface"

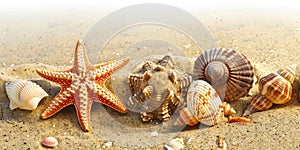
[36,40,129,132]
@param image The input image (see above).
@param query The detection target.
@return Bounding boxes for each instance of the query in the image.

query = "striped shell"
[194,48,254,101]
[127,55,192,122]
[5,80,48,110]
[174,80,235,126]
[243,64,296,116]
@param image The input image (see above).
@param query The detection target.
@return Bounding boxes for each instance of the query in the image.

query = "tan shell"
[243,64,296,116]
[175,80,236,126]
[5,80,48,110]
[194,48,254,101]
[127,55,192,122]
[41,136,58,148]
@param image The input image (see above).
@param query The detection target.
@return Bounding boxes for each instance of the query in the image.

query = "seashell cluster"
[243,64,296,116]
[194,48,255,101]
[5,80,48,110]
[127,55,192,122]
[41,136,58,148]
[174,80,236,126]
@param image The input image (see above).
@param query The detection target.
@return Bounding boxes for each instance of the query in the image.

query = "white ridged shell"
[5,80,48,110]
[186,80,222,126]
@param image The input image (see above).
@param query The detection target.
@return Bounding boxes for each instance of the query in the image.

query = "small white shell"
[164,138,185,150]
[5,80,48,110]
[41,136,58,148]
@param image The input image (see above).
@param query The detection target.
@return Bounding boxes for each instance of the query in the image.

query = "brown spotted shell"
[194,48,254,102]
[127,55,192,122]
[243,64,296,116]
[174,80,236,126]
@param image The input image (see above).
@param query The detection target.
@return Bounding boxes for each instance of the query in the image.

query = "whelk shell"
[243,64,296,116]
[174,80,236,126]
[194,48,254,101]
[127,55,192,122]
[5,80,48,110]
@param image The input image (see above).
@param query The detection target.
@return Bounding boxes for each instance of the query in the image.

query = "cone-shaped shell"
[5,80,48,110]
[186,80,222,126]
[243,94,273,116]
[194,48,254,101]
[259,73,292,104]
[174,107,199,126]
[277,64,296,84]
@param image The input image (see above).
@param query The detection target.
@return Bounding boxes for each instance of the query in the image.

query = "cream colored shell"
[5,80,48,110]
[186,80,222,126]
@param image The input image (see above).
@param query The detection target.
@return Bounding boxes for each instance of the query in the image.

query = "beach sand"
[0,4,300,149]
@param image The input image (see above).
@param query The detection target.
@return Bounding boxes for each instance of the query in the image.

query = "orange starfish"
[36,40,129,132]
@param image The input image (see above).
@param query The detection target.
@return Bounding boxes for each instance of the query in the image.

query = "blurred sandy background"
[0,0,299,149]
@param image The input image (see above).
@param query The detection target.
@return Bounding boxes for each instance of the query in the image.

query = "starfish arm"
[72,40,91,75]
[90,84,127,113]
[41,89,74,119]
[94,58,129,83]
[36,69,73,85]
[73,86,93,132]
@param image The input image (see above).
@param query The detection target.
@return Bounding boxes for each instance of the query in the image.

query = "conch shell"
[5,80,48,110]
[243,64,296,116]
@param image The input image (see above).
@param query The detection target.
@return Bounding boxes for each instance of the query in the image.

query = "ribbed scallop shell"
[194,48,254,101]
[243,64,296,116]
[174,80,222,126]
[5,80,48,110]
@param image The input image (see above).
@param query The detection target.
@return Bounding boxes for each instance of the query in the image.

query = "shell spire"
[193,48,254,102]
[174,107,198,126]
[243,64,295,116]
[277,64,296,84]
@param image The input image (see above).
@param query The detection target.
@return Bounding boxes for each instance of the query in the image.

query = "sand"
[1,4,300,150]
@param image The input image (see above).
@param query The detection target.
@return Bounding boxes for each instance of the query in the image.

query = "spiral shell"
[127,55,192,122]
[194,48,254,101]
[243,64,296,116]
[5,80,48,110]
[174,80,237,126]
